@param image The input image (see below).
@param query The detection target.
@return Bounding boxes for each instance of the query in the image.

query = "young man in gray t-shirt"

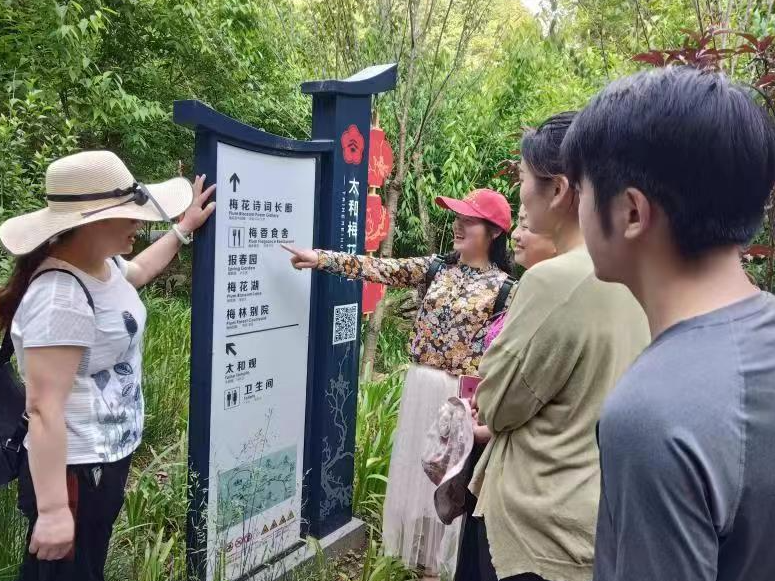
[561,66,775,581]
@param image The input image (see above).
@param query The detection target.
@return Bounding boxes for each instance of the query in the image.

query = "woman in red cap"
[283,188,514,577]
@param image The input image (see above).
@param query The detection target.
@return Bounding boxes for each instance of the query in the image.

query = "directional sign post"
[175,63,397,581]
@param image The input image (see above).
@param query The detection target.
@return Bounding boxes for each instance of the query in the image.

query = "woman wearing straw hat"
[0,150,214,580]
[282,188,515,578]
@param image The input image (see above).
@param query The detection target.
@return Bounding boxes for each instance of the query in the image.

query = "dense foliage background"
[3,0,773,263]
[2,0,775,579]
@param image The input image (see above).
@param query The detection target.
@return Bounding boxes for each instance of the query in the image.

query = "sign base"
[242,518,367,581]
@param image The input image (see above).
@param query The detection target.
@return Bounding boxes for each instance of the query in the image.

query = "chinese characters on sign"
[343,179,360,254]
[223,197,294,333]
[209,143,316,580]
[336,177,361,254]
[178,63,399,580]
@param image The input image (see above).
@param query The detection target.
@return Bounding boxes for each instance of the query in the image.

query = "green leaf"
[54,3,68,20]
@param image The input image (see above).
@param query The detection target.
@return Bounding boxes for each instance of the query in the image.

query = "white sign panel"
[208,142,315,580]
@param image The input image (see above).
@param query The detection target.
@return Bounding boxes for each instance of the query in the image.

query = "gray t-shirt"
[595,292,775,581]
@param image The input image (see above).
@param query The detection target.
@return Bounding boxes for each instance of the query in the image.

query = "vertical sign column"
[208,144,316,580]
[301,64,397,537]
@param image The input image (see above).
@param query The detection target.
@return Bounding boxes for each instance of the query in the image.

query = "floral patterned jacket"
[317,251,513,376]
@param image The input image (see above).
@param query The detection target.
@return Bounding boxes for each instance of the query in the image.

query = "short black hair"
[522,111,577,179]
[562,66,775,257]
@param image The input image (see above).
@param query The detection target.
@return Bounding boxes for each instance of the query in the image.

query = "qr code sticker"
[333,303,358,345]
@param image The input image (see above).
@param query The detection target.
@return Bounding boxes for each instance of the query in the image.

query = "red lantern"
[365,193,390,253]
[363,194,390,312]
[363,128,393,314]
[368,128,394,187]
[362,282,386,315]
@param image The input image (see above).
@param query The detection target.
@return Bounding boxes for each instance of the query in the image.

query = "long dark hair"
[487,228,513,274]
[0,244,51,332]
[441,223,513,275]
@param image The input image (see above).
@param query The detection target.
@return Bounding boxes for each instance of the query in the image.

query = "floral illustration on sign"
[320,344,355,518]
[341,124,365,165]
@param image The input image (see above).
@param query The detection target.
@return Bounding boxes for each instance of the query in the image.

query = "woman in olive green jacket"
[470,113,649,581]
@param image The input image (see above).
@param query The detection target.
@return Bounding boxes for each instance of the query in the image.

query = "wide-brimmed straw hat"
[0,150,193,256]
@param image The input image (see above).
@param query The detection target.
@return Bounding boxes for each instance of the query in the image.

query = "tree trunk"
[360,179,403,379]
[414,149,436,254]
[417,187,436,254]
[360,295,387,380]
[721,0,736,50]
[359,0,482,377]
[379,179,404,259]
[359,68,412,377]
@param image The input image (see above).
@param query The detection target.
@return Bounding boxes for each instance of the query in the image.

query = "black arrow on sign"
[229,173,240,193]
[226,343,237,356]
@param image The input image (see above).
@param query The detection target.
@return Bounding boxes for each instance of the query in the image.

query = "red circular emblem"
[341,124,365,165]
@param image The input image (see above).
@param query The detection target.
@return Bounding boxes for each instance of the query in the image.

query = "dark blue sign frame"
[175,100,331,579]
[175,64,397,581]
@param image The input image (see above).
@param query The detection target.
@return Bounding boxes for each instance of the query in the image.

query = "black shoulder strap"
[0,269,97,364]
[425,256,445,288]
[30,269,95,312]
[493,276,517,316]
[0,328,14,365]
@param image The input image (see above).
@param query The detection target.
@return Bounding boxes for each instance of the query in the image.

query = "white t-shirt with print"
[11,256,146,464]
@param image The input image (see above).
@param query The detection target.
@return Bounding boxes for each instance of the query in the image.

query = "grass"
[354,291,411,525]
[289,539,418,581]
[107,434,189,581]
[353,372,405,526]
[0,289,415,580]
[137,292,191,457]
[0,483,25,580]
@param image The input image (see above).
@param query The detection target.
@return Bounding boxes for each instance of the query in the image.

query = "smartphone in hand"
[459,375,481,400]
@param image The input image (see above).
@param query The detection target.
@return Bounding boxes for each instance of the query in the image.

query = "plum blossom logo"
[340,124,365,165]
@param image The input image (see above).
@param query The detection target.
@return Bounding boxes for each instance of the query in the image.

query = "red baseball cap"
[435,189,512,233]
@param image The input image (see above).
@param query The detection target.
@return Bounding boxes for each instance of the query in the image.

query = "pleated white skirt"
[382,364,463,579]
